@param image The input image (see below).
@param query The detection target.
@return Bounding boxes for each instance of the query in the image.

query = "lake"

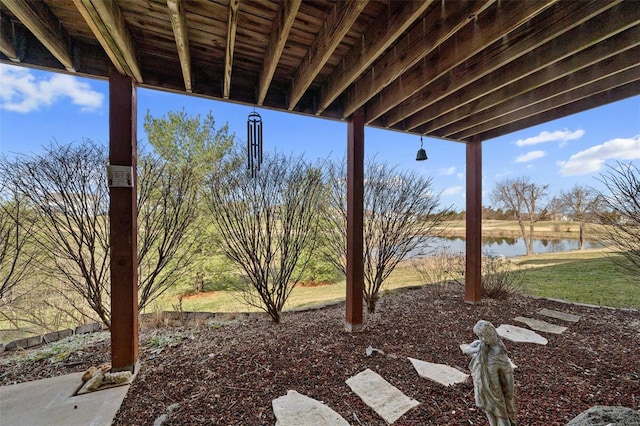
[427,236,603,257]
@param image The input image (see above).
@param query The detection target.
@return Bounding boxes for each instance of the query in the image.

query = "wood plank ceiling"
[1,0,638,143]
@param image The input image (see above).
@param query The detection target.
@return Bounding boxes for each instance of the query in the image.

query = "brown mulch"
[1,284,639,425]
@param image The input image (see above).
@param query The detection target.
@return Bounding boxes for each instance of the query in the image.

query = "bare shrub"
[481,252,523,299]
[203,152,326,323]
[413,247,464,297]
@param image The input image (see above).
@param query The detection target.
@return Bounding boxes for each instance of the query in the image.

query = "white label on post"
[107,165,134,187]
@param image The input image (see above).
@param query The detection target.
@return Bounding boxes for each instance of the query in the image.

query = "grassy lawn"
[148,248,639,315]
[513,249,639,308]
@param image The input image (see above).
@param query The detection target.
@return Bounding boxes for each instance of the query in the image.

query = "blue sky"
[1,63,639,211]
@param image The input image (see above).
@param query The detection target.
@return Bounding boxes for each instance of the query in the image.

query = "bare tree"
[0,180,36,304]
[557,185,602,249]
[137,153,199,308]
[3,141,199,327]
[490,177,549,255]
[323,159,447,313]
[594,162,640,274]
[203,152,326,323]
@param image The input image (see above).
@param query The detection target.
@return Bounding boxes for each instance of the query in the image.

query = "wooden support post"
[465,137,482,303]
[109,72,139,371]
[345,113,364,331]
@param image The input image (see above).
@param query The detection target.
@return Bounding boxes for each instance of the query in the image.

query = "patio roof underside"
[1,0,639,142]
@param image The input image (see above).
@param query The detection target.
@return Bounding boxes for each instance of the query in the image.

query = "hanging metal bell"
[416,148,428,161]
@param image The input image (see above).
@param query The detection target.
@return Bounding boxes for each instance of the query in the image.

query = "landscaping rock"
[538,308,581,323]
[5,335,42,351]
[496,324,548,345]
[75,322,103,334]
[272,390,349,426]
[346,368,420,424]
[408,357,468,386]
[514,316,567,334]
[566,405,640,425]
[43,329,74,343]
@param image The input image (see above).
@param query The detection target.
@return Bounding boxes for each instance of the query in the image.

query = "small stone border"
[1,322,106,353]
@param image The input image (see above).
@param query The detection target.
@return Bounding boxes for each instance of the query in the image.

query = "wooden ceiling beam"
[450,64,640,141]
[1,0,74,71]
[0,14,18,61]
[223,0,239,99]
[341,0,494,120]
[470,80,640,142]
[390,0,624,130]
[257,0,300,106]
[363,0,556,124]
[288,0,368,111]
[167,0,192,92]
[416,23,640,136]
[73,0,142,82]
[316,0,434,114]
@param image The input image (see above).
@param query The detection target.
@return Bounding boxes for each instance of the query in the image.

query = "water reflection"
[430,236,602,257]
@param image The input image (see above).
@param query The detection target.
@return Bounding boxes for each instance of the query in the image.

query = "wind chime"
[247,110,263,178]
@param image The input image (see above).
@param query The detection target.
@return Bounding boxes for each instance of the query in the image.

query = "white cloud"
[515,129,585,147]
[442,186,463,196]
[515,150,546,163]
[456,172,464,180]
[439,166,456,175]
[0,64,103,113]
[557,135,640,176]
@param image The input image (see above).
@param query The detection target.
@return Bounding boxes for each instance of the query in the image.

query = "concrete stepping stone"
[346,368,420,424]
[407,357,468,386]
[538,308,581,323]
[514,316,568,334]
[272,390,349,426]
[496,324,548,345]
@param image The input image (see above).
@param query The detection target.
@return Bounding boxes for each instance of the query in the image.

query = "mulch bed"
[2,284,639,425]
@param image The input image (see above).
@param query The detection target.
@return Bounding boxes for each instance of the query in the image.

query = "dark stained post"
[465,137,482,303]
[345,112,364,331]
[109,72,139,371]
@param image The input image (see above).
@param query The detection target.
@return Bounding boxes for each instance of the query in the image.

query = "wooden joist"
[1,0,74,71]
[396,0,627,131]
[73,0,142,82]
[167,0,192,92]
[341,0,493,120]
[288,0,368,111]
[223,0,239,99]
[0,14,18,61]
[416,20,640,136]
[473,80,640,142]
[363,0,556,124]
[316,0,434,114]
[257,0,300,105]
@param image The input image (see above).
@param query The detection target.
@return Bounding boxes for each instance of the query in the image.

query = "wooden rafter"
[316,0,434,114]
[450,64,640,141]
[415,15,640,136]
[341,0,494,119]
[167,0,192,92]
[1,0,74,70]
[288,0,368,111]
[472,80,640,142]
[363,0,556,124]
[394,0,626,131]
[73,0,142,82]
[223,0,239,100]
[257,0,300,106]
[0,14,18,61]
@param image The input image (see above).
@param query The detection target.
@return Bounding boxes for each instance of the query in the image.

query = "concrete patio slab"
[514,316,568,334]
[272,390,349,426]
[538,308,581,323]
[407,357,468,386]
[0,372,130,426]
[496,324,548,345]
[346,368,419,424]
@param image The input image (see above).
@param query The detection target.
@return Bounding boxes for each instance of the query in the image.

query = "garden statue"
[462,320,517,426]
